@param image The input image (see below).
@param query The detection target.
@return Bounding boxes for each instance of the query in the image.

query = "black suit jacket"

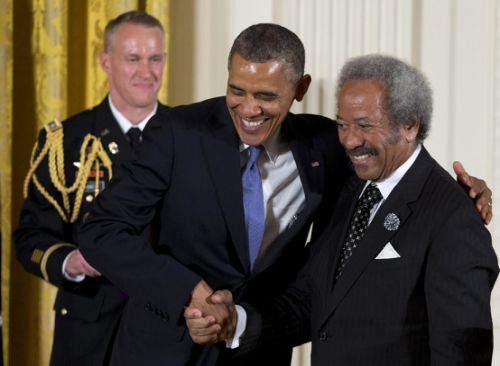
[242,147,498,366]
[14,97,168,365]
[78,96,350,365]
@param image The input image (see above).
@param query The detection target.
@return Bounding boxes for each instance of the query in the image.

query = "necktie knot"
[246,145,263,168]
[126,127,142,150]
[359,183,382,209]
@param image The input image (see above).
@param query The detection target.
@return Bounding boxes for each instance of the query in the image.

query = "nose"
[339,125,363,150]
[137,59,152,78]
[240,96,262,116]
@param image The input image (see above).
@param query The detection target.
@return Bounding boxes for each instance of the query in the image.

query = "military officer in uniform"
[13,10,168,365]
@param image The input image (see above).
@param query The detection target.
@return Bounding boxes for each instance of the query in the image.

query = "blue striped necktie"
[242,146,265,270]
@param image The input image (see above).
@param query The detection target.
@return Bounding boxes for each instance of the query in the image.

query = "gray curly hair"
[336,54,433,142]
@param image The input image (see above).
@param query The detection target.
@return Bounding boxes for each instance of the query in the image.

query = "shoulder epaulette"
[44,119,63,134]
[23,118,113,223]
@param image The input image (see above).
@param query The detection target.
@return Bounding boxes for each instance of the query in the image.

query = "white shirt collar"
[366,144,422,199]
[239,126,285,165]
[108,95,158,133]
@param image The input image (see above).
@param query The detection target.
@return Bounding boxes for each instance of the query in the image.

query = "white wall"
[169,1,500,364]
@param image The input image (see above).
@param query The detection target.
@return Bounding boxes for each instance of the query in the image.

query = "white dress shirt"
[108,95,158,133]
[240,127,305,261]
[228,127,305,348]
[365,144,422,222]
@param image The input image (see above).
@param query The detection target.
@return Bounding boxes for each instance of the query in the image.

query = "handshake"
[184,280,238,345]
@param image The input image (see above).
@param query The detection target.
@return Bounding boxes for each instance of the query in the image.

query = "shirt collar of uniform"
[365,143,422,199]
[108,95,158,133]
[238,126,284,165]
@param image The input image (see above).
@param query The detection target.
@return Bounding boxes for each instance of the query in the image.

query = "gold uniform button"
[85,194,94,202]
[60,308,68,316]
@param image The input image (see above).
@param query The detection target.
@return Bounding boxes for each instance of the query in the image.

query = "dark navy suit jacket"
[79,96,350,365]
[242,147,498,366]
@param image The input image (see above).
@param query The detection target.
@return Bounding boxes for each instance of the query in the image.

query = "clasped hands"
[185,280,237,345]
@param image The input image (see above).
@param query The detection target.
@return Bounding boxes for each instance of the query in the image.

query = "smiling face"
[100,22,165,121]
[337,79,419,181]
[226,53,310,146]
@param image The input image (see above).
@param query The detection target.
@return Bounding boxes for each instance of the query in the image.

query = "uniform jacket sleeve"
[14,127,78,288]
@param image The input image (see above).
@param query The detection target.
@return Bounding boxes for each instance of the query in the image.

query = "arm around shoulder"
[425,200,498,365]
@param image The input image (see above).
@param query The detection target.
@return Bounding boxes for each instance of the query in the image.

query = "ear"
[295,74,311,101]
[403,119,420,142]
[99,52,110,74]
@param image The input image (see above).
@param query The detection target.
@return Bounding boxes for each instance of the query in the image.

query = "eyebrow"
[228,84,243,91]
[228,84,278,98]
[256,91,278,98]
[336,115,371,123]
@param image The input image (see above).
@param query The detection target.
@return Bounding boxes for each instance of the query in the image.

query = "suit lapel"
[322,178,363,294]
[320,147,434,327]
[324,199,412,318]
[252,118,326,274]
[200,100,249,272]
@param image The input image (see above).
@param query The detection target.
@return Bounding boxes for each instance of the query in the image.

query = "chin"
[134,99,155,108]
[354,169,373,181]
[241,137,261,146]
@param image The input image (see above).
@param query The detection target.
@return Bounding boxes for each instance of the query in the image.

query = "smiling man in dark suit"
[78,23,351,366]
[186,54,498,366]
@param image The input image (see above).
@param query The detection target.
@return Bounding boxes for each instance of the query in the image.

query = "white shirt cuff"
[225,304,247,349]
[62,250,85,282]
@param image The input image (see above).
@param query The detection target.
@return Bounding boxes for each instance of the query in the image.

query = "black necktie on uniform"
[335,182,382,281]
[126,127,142,150]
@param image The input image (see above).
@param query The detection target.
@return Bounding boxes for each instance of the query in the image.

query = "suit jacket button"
[60,308,68,316]
[319,332,328,341]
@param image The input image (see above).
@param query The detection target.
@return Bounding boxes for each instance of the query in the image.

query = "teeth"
[242,118,265,128]
[352,154,369,160]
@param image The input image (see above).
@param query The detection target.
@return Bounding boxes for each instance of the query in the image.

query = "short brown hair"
[104,10,164,51]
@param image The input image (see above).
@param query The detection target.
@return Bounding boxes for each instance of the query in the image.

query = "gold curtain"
[0,0,13,365]
[4,1,170,365]
[31,2,68,362]
[146,0,170,104]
